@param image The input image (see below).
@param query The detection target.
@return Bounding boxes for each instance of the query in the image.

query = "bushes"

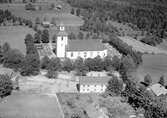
[0,74,13,98]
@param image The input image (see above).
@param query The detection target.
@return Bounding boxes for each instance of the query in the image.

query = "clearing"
[0,26,35,54]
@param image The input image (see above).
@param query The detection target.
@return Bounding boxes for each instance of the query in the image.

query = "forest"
[67,0,167,46]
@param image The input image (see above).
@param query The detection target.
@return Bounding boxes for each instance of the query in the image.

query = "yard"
[0,26,35,55]
[0,92,64,118]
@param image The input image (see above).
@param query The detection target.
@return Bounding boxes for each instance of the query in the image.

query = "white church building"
[55,24,108,59]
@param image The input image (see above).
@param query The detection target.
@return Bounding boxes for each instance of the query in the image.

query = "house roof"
[148,83,167,96]
[66,39,106,51]
[79,76,111,85]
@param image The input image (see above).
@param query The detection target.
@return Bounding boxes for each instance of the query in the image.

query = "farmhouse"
[79,76,110,93]
[54,24,108,59]
[147,83,167,96]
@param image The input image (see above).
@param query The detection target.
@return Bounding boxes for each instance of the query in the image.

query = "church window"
[84,52,87,58]
[71,52,73,57]
[97,52,100,55]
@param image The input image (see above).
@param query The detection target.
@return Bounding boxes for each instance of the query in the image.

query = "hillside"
[66,0,167,46]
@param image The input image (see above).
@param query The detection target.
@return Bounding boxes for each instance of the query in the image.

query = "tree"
[144,74,152,86]
[35,17,40,24]
[76,8,80,16]
[41,56,50,69]
[3,49,24,71]
[121,55,136,73]
[111,56,121,71]
[22,34,40,76]
[107,76,123,96]
[62,58,74,72]
[69,32,76,39]
[33,32,41,43]
[50,3,55,10]
[24,34,37,55]
[21,53,40,76]
[159,75,165,86]
[71,8,75,15]
[41,29,49,43]
[74,57,87,76]
[48,57,61,71]
[0,74,13,98]
[104,55,113,71]
[46,69,57,79]
[2,42,11,53]
[77,32,84,39]
[93,56,104,71]
[84,58,95,71]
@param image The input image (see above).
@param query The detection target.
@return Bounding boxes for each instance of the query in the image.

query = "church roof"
[66,39,106,51]
[57,31,68,36]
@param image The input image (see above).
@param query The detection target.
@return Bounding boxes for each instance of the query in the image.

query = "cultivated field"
[0,26,35,54]
[119,36,167,55]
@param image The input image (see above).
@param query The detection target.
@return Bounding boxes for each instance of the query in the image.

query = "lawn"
[0,26,35,54]
[0,92,64,118]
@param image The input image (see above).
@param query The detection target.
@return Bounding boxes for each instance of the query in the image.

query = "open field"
[0,92,64,118]
[119,36,167,55]
[0,26,35,54]
[137,54,167,84]
[0,4,83,27]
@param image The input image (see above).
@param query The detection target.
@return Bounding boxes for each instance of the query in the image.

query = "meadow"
[0,26,35,54]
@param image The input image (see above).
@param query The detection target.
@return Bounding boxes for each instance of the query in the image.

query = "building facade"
[55,24,108,59]
[79,76,110,93]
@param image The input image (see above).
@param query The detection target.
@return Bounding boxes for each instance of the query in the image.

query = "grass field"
[0,92,63,118]
[0,26,35,54]
[137,54,167,84]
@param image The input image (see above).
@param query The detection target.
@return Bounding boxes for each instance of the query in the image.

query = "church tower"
[56,23,68,58]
